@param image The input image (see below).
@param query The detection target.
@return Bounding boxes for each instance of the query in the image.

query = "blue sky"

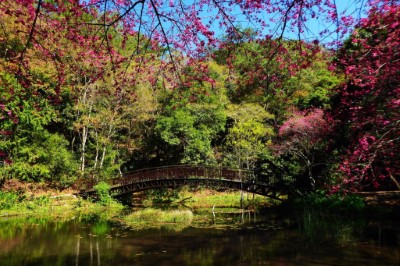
[204,1,369,45]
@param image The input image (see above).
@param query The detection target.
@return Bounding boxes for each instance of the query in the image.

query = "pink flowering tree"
[277,109,332,189]
[331,3,400,192]
[0,0,384,68]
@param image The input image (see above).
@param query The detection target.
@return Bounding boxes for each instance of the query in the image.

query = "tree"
[0,73,77,186]
[277,109,332,189]
[331,3,400,192]
[0,1,164,182]
[154,60,227,165]
[213,35,343,126]
[285,52,343,110]
[224,103,274,169]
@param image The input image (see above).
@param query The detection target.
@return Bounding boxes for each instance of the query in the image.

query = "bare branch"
[211,0,240,33]
[149,0,177,71]
[107,0,145,28]
[19,0,42,70]
[279,0,297,41]
[103,0,117,74]
[136,1,146,55]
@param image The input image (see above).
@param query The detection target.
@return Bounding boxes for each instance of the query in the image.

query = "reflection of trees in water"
[75,235,104,266]
[75,236,102,266]
[75,236,79,266]
[0,214,399,265]
[0,217,110,265]
[297,209,367,247]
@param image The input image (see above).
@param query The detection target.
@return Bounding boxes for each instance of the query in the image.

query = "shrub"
[294,190,366,214]
[1,132,78,187]
[123,208,193,225]
[93,181,112,206]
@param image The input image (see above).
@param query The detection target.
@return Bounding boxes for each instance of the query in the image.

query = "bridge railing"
[107,165,254,188]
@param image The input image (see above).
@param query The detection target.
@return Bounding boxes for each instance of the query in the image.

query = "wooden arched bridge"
[80,165,288,201]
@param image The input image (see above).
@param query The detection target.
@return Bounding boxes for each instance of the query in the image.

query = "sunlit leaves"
[155,61,227,165]
[225,103,274,169]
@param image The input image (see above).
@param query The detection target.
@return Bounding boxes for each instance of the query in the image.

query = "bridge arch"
[80,165,286,201]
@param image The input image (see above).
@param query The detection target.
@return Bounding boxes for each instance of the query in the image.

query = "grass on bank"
[0,190,123,219]
[0,179,124,219]
[121,208,194,230]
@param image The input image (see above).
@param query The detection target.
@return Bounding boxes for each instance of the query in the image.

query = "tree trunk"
[99,145,106,169]
[93,130,99,170]
[80,125,87,174]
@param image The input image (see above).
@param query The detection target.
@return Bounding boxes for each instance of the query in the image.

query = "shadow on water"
[297,207,400,248]
[0,208,399,265]
[297,208,366,247]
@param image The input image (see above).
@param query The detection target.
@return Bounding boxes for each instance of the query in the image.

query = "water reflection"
[0,211,398,266]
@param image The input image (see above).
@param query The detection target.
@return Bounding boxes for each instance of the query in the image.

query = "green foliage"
[224,103,274,168]
[2,132,77,186]
[32,195,51,207]
[157,109,195,146]
[91,220,110,235]
[182,189,267,209]
[286,57,343,110]
[0,191,20,210]
[0,73,57,133]
[155,71,227,164]
[295,191,366,214]
[1,73,77,186]
[226,120,270,167]
[0,192,53,213]
[215,39,342,123]
[95,148,123,179]
[254,154,297,187]
[25,195,52,210]
[93,181,113,206]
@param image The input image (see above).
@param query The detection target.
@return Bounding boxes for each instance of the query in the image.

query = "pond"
[0,209,398,266]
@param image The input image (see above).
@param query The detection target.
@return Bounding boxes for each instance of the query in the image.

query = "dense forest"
[0,0,399,195]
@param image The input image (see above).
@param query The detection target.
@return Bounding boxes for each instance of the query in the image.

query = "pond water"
[0,210,398,266]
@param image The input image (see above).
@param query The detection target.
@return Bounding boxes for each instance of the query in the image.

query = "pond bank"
[0,187,271,220]
[1,183,399,224]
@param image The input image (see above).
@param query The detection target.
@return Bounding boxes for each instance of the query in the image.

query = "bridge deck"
[112,165,254,186]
